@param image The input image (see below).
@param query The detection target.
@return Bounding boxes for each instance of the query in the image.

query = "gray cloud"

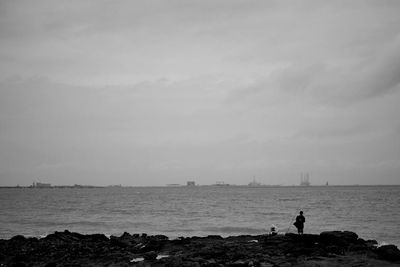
[230,35,400,108]
[1,1,400,185]
[1,75,399,186]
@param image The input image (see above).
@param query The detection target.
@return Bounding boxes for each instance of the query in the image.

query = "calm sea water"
[0,186,399,246]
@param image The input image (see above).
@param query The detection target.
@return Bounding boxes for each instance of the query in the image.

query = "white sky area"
[0,0,399,186]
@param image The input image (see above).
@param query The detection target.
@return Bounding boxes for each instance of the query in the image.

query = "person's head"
[300,211,303,215]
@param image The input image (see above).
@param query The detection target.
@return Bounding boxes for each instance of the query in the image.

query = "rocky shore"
[1,230,400,266]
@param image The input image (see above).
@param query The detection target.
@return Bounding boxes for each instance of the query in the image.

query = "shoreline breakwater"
[1,230,400,266]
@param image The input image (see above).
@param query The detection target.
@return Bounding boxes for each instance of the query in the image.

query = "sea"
[1,186,399,246]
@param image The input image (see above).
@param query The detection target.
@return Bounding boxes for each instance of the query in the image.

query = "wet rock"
[143,251,157,260]
[365,239,378,247]
[10,235,26,242]
[207,235,223,240]
[1,230,399,266]
[87,233,109,242]
[227,259,247,266]
[110,231,142,249]
[10,263,26,267]
[44,230,83,243]
[376,244,400,261]
[320,231,358,246]
[110,235,131,248]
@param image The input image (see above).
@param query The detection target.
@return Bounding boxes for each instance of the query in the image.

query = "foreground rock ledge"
[1,230,400,266]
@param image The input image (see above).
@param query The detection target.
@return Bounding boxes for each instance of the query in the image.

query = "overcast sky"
[0,0,399,186]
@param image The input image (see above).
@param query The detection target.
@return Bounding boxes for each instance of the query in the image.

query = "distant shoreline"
[1,184,400,189]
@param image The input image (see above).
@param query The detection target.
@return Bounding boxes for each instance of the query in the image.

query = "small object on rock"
[270,225,278,236]
[156,255,169,260]
[130,257,145,263]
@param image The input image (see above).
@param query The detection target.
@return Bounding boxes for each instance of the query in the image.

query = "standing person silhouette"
[294,211,305,234]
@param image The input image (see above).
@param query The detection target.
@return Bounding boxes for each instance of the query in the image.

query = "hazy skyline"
[1,1,399,186]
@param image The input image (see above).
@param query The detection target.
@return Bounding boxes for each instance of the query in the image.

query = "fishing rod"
[286,211,299,233]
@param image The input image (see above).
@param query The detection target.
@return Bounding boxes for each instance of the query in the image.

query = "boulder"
[110,235,131,248]
[44,230,83,243]
[9,235,26,243]
[376,245,400,261]
[86,233,109,242]
[320,231,358,246]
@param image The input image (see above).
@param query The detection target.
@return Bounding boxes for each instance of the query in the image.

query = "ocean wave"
[1,186,399,246]
[202,226,267,234]
[259,211,287,216]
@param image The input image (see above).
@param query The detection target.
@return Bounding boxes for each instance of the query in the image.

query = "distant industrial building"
[186,181,196,186]
[214,181,229,186]
[300,173,311,186]
[248,177,261,187]
[32,182,52,188]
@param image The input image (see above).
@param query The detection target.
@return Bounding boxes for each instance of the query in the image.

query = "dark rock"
[376,245,400,261]
[44,230,82,242]
[1,230,399,266]
[10,235,26,242]
[297,234,319,245]
[11,254,29,263]
[87,233,109,242]
[171,237,191,245]
[365,239,378,247]
[320,231,358,246]
[324,245,345,255]
[154,235,169,241]
[204,258,217,266]
[348,242,368,252]
[143,251,157,260]
[110,235,131,248]
[195,244,228,259]
[141,238,165,252]
[227,259,247,266]
[10,263,26,267]
[206,235,223,240]
[121,231,131,238]
[284,233,298,239]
